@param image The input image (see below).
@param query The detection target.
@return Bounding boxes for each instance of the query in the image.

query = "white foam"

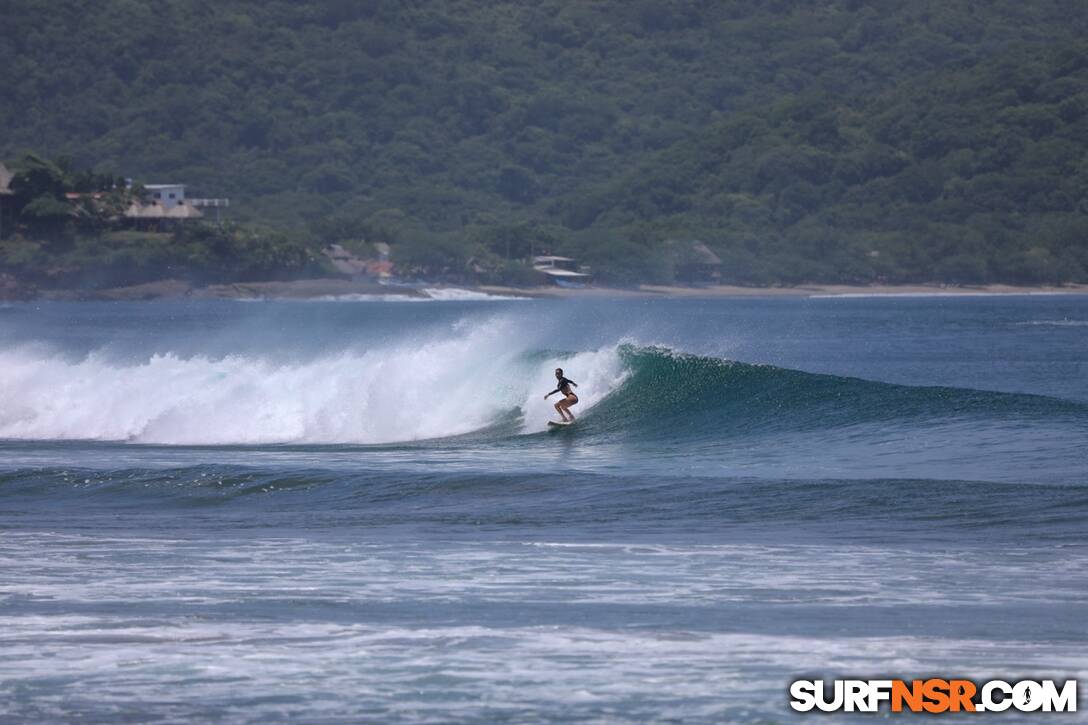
[281,288,526,303]
[0,320,627,445]
[310,293,432,302]
[1012,319,1088,327]
[4,532,1086,721]
[421,288,526,302]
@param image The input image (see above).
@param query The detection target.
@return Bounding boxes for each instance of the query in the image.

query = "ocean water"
[0,294,1085,721]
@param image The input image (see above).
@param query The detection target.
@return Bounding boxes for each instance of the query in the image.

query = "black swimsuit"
[555,378,576,397]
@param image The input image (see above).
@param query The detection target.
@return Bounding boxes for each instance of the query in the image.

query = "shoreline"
[483,282,1088,299]
[8,278,1088,302]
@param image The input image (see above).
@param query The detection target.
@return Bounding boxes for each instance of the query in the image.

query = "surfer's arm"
[544,388,559,398]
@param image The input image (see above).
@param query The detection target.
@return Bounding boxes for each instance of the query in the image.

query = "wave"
[580,346,1088,439]
[0,320,626,445]
[3,466,1085,541]
[1012,319,1088,327]
[420,288,527,302]
[0,327,1083,445]
[243,288,527,303]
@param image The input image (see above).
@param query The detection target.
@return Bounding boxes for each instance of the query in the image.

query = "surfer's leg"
[564,395,578,421]
[554,400,569,421]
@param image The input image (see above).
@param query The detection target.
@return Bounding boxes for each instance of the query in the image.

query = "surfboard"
[548,420,575,427]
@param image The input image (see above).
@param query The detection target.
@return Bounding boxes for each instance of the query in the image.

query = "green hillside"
[2,0,1087,285]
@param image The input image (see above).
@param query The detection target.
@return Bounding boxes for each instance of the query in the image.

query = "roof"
[144,184,186,190]
[0,163,13,195]
[366,260,393,276]
[124,201,203,219]
[532,255,575,263]
[534,266,591,278]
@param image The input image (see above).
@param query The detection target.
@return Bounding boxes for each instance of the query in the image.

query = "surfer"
[545,368,579,422]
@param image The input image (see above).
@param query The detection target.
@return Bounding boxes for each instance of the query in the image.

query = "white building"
[144,184,186,209]
[532,255,592,288]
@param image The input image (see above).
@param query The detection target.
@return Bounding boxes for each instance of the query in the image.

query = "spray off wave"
[0,319,625,445]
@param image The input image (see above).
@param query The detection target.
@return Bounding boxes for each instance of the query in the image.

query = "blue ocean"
[1,294,1085,721]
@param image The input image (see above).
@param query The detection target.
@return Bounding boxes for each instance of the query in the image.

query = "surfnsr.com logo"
[789,679,1077,714]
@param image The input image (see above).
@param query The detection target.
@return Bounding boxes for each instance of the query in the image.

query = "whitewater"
[0,318,624,444]
[1,295,1086,721]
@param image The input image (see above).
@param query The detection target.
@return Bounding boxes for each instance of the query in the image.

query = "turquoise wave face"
[578,344,1088,439]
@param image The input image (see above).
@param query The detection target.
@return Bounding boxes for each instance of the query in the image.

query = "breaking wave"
[0,322,1084,446]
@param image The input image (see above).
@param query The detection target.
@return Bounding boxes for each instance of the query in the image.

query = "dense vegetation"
[0,154,325,289]
[2,0,1087,286]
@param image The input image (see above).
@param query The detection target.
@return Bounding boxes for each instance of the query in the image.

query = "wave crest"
[0,321,626,445]
[0,335,1082,446]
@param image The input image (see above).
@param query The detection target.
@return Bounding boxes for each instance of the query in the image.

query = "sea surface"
[1,294,1085,721]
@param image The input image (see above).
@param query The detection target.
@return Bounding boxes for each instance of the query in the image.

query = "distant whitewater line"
[421,288,528,301]
[234,288,527,303]
[1011,319,1088,327]
[313,287,528,302]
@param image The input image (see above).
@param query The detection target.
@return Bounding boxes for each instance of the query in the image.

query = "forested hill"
[3,1,1088,284]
